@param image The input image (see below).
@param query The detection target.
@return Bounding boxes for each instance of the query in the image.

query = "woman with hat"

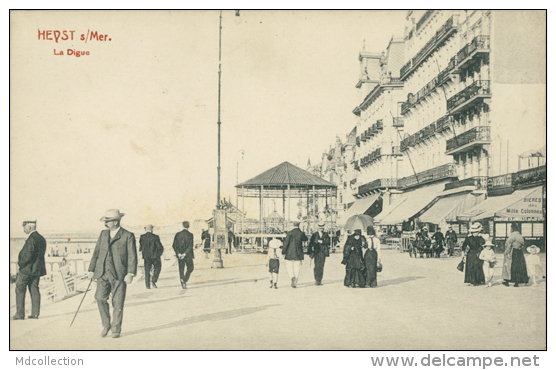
[462,222,486,286]
[341,229,366,288]
[502,223,529,287]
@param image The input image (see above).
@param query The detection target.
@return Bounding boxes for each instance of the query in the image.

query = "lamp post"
[213,10,240,268]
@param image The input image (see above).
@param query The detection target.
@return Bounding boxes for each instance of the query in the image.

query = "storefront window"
[521,223,533,237]
[495,223,507,238]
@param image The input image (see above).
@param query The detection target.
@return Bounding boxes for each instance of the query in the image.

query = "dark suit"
[15,231,47,318]
[172,229,194,284]
[445,229,457,256]
[139,232,164,288]
[282,227,307,261]
[308,231,330,284]
[88,228,137,335]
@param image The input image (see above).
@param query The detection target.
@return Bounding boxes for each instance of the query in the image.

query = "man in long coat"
[445,226,458,256]
[13,220,47,320]
[173,221,194,289]
[88,209,137,338]
[282,221,307,288]
[308,222,330,286]
[139,224,164,289]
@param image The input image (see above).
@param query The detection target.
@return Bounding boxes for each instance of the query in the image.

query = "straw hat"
[100,209,125,222]
[483,240,495,247]
[470,222,482,233]
[317,222,325,228]
[527,245,540,254]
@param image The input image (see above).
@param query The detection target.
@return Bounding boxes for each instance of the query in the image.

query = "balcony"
[400,15,459,80]
[358,178,399,195]
[398,163,457,189]
[446,126,491,155]
[444,176,488,191]
[447,80,491,114]
[435,115,452,132]
[514,165,546,189]
[438,56,457,84]
[454,35,490,73]
[393,117,404,128]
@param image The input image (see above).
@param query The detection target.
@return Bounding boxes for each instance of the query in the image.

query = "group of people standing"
[341,226,381,288]
[410,225,458,258]
[265,221,382,290]
[461,222,544,288]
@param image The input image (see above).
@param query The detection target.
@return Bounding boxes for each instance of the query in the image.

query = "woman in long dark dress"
[502,223,529,287]
[363,226,379,288]
[462,222,486,286]
[342,229,366,288]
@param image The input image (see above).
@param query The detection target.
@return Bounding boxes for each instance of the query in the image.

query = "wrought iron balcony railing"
[447,80,491,112]
[400,15,459,80]
[398,163,457,189]
[358,178,399,195]
[446,126,491,154]
[444,176,488,191]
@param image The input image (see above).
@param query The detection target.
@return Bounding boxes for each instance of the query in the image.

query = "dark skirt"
[510,249,529,284]
[344,268,364,287]
[364,249,378,287]
[464,248,485,285]
[268,258,280,273]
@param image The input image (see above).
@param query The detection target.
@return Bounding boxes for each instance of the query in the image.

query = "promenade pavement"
[10,248,546,350]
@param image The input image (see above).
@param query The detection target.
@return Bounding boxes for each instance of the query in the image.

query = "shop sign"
[494,187,543,221]
[487,173,514,190]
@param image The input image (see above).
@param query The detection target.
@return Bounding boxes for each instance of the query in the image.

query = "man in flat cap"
[172,221,194,289]
[12,220,47,320]
[282,221,308,288]
[139,225,164,289]
[88,209,137,338]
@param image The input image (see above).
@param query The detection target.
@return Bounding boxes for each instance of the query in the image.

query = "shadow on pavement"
[123,304,281,337]
[379,276,425,287]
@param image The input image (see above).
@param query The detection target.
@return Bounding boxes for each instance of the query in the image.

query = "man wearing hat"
[445,226,458,257]
[139,225,164,289]
[282,221,308,288]
[88,209,137,338]
[308,222,330,285]
[13,220,47,320]
[172,221,194,289]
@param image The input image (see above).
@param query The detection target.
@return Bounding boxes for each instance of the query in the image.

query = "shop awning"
[418,193,470,224]
[457,186,543,221]
[337,193,380,227]
[378,183,445,225]
[444,192,486,222]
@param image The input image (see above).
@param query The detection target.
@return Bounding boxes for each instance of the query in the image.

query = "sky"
[10,10,408,234]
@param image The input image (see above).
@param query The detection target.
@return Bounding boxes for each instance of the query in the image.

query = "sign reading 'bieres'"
[38,29,112,57]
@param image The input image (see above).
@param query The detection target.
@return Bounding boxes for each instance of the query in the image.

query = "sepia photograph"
[9,9,547,355]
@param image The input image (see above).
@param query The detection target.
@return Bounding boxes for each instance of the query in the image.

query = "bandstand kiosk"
[235,161,337,250]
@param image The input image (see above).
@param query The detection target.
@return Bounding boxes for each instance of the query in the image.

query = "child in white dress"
[479,240,496,287]
[526,245,545,286]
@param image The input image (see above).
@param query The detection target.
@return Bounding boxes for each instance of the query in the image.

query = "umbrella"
[344,214,374,231]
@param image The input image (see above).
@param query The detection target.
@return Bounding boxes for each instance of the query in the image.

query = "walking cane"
[70,278,93,327]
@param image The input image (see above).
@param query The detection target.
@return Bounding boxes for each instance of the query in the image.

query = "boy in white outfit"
[479,240,496,287]
[267,237,282,289]
[526,245,545,286]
